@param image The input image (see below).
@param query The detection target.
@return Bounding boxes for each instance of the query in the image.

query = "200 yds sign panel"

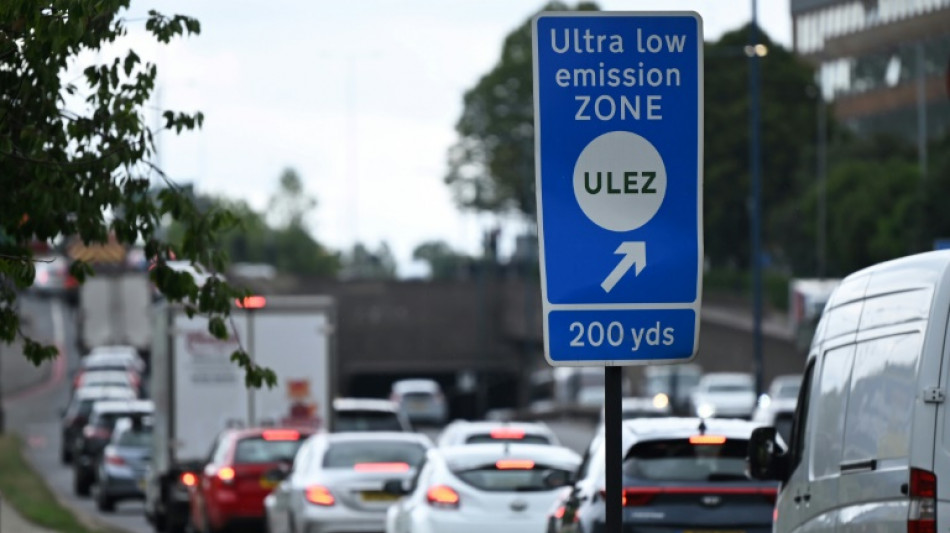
[532,12,703,366]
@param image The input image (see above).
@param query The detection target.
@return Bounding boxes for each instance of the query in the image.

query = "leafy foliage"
[164,170,340,278]
[704,25,819,270]
[339,242,398,281]
[412,240,471,280]
[445,1,599,215]
[0,1,273,387]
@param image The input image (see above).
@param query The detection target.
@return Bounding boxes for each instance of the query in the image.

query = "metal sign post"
[532,11,704,533]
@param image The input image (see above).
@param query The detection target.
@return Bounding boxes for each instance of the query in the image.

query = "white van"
[749,250,950,533]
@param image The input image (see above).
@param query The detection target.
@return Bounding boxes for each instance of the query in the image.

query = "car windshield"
[335,410,403,431]
[96,412,148,429]
[117,428,152,447]
[622,410,667,420]
[776,383,801,398]
[706,383,752,393]
[402,392,436,401]
[322,441,427,468]
[453,463,573,492]
[622,438,750,482]
[233,435,306,464]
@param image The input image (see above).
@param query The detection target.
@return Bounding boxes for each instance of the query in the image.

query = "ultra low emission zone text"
[548,27,688,121]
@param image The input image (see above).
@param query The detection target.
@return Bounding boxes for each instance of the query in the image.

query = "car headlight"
[696,403,716,418]
[652,393,669,409]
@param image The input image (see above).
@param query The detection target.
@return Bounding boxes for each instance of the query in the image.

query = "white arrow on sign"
[601,241,646,293]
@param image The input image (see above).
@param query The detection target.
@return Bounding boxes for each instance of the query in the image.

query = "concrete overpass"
[261,276,805,417]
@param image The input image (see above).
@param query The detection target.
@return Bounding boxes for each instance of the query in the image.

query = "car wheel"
[96,490,115,512]
[73,469,90,497]
[163,511,186,533]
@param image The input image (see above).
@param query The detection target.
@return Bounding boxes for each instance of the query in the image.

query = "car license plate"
[361,491,399,502]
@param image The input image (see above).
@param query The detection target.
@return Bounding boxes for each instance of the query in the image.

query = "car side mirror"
[382,479,410,496]
[747,426,789,483]
[542,469,575,489]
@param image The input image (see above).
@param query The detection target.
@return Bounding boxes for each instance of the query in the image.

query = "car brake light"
[600,487,657,506]
[623,488,657,506]
[236,295,267,309]
[217,466,236,484]
[553,505,579,523]
[908,468,936,533]
[353,462,410,472]
[180,472,197,487]
[82,426,110,440]
[305,485,335,506]
[105,452,125,466]
[490,428,525,439]
[496,459,535,470]
[426,485,460,508]
[262,429,300,441]
[689,435,727,445]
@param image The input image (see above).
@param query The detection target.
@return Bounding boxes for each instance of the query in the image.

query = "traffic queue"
[59,344,795,533]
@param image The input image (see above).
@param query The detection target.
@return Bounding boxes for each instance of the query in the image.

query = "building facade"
[791,0,950,144]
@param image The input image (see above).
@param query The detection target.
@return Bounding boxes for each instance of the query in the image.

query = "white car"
[437,420,560,448]
[84,346,146,374]
[588,396,674,456]
[264,432,432,533]
[751,374,801,442]
[385,442,580,533]
[390,379,448,426]
[332,397,412,432]
[689,372,757,419]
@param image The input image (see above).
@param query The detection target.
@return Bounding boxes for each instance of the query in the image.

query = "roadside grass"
[0,434,97,533]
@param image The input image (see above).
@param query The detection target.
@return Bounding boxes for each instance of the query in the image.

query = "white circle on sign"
[573,131,667,232]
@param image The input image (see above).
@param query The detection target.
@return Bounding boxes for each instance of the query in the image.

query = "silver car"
[95,416,152,512]
[390,379,448,426]
[264,432,433,533]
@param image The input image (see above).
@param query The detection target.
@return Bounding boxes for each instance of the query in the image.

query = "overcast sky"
[121,1,792,277]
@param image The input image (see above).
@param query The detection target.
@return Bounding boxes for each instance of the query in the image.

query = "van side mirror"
[382,479,410,496]
[747,426,789,483]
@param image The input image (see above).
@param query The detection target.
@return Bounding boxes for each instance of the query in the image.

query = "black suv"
[60,386,136,464]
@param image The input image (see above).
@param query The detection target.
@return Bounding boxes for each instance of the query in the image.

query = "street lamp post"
[748,0,764,398]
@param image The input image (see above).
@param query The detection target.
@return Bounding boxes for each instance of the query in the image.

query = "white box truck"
[143,295,336,533]
[77,271,153,355]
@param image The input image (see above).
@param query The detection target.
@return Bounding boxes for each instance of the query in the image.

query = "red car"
[188,427,314,532]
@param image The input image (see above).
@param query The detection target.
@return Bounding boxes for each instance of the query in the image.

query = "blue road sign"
[532,11,703,366]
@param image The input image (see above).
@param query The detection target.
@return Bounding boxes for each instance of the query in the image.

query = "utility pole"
[749,0,764,397]
[817,76,827,279]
